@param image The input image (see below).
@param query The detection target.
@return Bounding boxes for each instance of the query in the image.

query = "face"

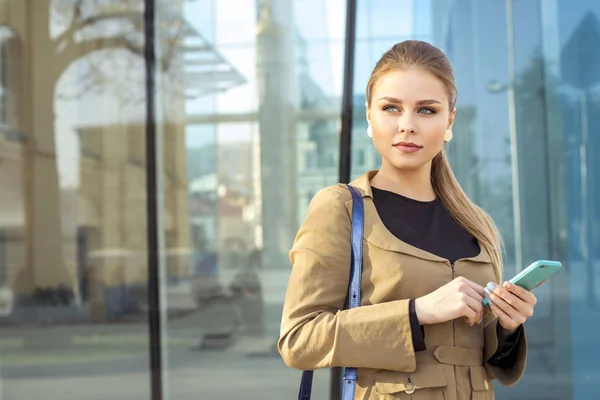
[366,67,455,172]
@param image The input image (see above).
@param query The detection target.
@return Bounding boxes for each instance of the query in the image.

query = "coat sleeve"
[278,186,417,372]
[483,310,527,386]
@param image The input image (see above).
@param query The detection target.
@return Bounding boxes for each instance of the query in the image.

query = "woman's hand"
[485,281,537,333]
[415,277,487,326]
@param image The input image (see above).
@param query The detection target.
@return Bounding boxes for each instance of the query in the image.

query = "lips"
[394,142,421,148]
[393,141,423,153]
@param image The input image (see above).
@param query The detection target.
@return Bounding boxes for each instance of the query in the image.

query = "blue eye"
[382,105,399,112]
[418,108,436,114]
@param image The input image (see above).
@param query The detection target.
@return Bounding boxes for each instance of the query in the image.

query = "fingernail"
[484,287,492,295]
[504,281,512,289]
[487,282,496,291]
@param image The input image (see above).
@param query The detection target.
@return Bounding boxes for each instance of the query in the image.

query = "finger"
[461,305,477,324]
[464,309,485,326]
[465,286,485,302]
[463,295,484,324]
[458,297,478,325]
[486,282,531,310]
[494,284,533,316]
[489,301,517,331]
[504,281,537,305]
[473,307,485,325]
[457,277,487,298]
[464,293,484,313]
[489,292,527,325]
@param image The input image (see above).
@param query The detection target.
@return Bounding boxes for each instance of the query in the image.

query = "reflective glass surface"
[352,1,600,399]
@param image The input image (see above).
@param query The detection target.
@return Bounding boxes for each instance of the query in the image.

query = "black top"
[371,187,480,263]
[371,186,522,368]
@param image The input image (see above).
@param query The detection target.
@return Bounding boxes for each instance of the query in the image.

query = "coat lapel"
[341,170,492,265]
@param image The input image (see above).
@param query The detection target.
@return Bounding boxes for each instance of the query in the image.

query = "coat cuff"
[484,319,527,387]
[409,299,427,352]
[487,324,523,368]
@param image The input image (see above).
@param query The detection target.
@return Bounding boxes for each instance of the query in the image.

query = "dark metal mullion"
[332,0,357,399]
[338,0,357,186]
[144,1,163,400]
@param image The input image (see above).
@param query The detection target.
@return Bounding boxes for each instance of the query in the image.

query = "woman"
[279,40,536,399]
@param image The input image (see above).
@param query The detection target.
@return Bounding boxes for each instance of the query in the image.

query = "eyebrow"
[378,96,442,106]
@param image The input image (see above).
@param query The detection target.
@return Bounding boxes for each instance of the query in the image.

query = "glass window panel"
[158,0,346,398]
[0,1,151,399]
[550,2,600,399]
[353,1,600,399]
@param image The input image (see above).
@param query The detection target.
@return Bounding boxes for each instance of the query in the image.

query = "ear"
[365,101,371,125]
[448,107,456,130]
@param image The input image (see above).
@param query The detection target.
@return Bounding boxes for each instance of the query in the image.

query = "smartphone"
[482,260,562,307]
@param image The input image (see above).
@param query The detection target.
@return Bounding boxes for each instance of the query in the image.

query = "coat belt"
[415,346,483,367]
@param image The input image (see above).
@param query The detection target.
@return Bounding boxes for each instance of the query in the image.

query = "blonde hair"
[367,40,503,282]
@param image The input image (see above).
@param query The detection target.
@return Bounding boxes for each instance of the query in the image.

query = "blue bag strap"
[298,370,313,400]
[341,184,364,400]
[297,184,364,400]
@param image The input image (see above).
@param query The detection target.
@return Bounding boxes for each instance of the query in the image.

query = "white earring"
[444,129,453,143]
[367,125,373,137]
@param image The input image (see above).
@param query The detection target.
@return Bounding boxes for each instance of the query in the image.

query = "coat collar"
[343,170,492,265]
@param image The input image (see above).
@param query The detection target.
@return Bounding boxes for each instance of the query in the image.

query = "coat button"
[405,389,415,394]
[484,380,489,390]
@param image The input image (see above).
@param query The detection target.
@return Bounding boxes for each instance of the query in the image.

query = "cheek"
[369,115,392,145]
[370,113,399,141]
[370,122,393,152]
[422,120,447,145]
[370,114,395,132]
[425,130,446,147]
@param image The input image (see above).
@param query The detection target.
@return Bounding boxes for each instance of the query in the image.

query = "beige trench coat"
[279,171,527,400]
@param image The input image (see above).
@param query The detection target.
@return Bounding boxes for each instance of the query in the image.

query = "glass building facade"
[0,1,597,399]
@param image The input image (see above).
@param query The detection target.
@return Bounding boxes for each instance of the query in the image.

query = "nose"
[398,114,417,134]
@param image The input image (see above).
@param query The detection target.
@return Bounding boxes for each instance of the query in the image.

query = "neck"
[370,160,436,202]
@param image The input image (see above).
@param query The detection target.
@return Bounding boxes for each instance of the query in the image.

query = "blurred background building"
[0,0,598,399]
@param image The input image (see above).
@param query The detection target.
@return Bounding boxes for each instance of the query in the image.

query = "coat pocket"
[373,364,447,399]
[470,366,494,400]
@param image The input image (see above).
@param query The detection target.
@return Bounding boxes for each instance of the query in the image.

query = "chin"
[387,155,430,171]
[386,160,426,172]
